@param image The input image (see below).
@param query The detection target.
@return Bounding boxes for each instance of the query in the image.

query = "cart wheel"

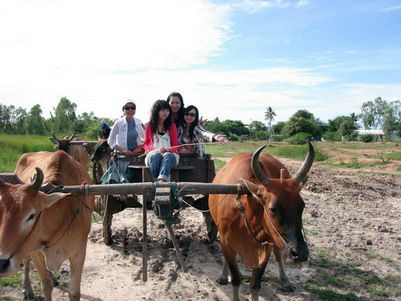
[92,161,104,184]
[102,195,114,245]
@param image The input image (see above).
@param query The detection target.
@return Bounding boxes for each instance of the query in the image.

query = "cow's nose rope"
[80,181,89,196]
[234,194,274,247]
[262,206,289,250]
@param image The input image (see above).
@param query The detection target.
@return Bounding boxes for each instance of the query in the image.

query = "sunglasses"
[124,106,136,110]
[184,112,196,117]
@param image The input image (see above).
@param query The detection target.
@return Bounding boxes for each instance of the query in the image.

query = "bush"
[360,134,374,143]
[323,131,341,141]
[229,134,240,141]
[254,130,270,141]
[285,132,312,145]
[271,135,285,142]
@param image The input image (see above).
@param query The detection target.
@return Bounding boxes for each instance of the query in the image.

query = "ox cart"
[93,152,218,247]
[47,138,219,246]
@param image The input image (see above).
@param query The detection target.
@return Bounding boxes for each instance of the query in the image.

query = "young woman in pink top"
[144,100,179,182]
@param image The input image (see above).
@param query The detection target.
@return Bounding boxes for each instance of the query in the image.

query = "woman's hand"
[159,147,169,154]
[123,149,133,157]
[199,116,208,127]
[215,134,229,143]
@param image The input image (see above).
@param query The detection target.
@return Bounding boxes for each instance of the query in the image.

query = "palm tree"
[264,107,276,134]
[350,112,358,125]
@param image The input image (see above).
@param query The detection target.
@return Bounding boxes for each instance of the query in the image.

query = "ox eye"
[269,207,279,215]
[26,213,35,222]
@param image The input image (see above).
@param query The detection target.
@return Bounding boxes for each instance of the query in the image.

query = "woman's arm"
[135,118,145,144]
[107,120,119,149]
[194,125,228,143]
[143,124,154,152]
[168,123,179,153]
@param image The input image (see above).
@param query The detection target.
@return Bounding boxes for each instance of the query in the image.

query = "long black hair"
[183,105,199,141]
[149,100,173,133]
[167,92,185,125]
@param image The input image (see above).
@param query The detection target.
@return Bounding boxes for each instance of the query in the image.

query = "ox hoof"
[281,282,296,292]
[22,289,34,300]
[216,276,228,285]
[104,237,114,245]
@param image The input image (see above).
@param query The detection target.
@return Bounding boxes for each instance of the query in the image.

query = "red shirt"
[143,123,179,153]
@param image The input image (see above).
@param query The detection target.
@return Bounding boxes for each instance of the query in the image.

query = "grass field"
[1,135,400,176]
[0,134,55,172]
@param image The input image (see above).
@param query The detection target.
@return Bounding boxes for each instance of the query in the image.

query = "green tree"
[339,120,358,139]
[51,97,77,133]
[205,117,228,135]
[382,100,401,137]
[221,120,248,137]
[359,97,389,130]
[13,107,27,134]
[264,107,276,133]
[0,104,13,133]
[26,104,47,135]
[272,121,286,135]
[350,112,358,125]
[248,120,267,140]
[281,110,323,139]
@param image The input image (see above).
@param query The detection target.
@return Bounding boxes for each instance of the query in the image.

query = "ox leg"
[203,212,218,243]
[216,258,230,285]
[222,250,241,301]
[22,257,34,300]
[68,246,87,301]
[31,251,53,301]
[273,247,295,292]
[250,262,268,301]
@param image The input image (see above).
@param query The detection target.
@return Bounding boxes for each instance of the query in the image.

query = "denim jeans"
[146,151,177,181]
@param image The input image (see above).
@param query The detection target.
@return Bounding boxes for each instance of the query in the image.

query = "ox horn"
[68,132,77,141]
[49,133,60,144]
[31,167,44,190]
[293,141,315,184]
[251,145,271,187]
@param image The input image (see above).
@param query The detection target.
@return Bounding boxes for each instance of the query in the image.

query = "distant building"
[355,130,385,141]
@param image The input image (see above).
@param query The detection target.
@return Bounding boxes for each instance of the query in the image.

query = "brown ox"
[0,150,94,300]
[49,133,91,171]
[209,143,314,301]
[90,138,113,184]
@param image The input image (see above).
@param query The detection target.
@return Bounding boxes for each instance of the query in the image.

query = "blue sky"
[0,0,400,125]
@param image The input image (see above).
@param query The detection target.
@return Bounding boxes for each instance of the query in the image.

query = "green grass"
[0,134,55,172]
[325,157,391,169]
[91,212,102,223]
[305,248,401,300]
[205,141,328,162]
[0,272,22,287]
[328,141,398,150]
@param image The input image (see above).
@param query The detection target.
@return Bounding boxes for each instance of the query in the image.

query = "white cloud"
[233,0,310,14]
[234,0,289,13]
[382,5,401,12]
[0,0,232,76]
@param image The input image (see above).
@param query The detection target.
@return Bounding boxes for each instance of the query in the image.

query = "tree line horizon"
[1,96,400,143]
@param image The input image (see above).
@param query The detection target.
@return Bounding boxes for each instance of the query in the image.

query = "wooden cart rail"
[37,181,250,196]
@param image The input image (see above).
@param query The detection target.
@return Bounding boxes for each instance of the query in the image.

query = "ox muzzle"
[284,229,309,263]
[0,258,10,274]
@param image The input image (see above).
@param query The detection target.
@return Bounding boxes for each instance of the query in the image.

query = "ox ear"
[42,192,70,208]
[241,179,262,198]
[49,136,58,144]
